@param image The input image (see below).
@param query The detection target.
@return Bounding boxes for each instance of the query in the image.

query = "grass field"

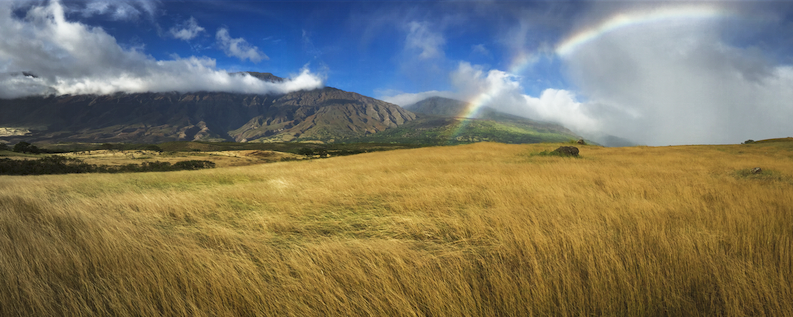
[1,142,791,316]
[0,149,302,170]
[58,149,302,168]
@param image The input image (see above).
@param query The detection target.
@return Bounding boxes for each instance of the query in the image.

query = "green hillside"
[350,96,580,145]
[346,116,577,145]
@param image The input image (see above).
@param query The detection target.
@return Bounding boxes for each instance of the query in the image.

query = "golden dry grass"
[1,142,791,316]
[2,149,303,167]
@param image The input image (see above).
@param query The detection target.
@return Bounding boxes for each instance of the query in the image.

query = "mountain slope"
[230,87,415,142]
[0,73,415,144]
[354,96,580,144]
[403,96,469,117]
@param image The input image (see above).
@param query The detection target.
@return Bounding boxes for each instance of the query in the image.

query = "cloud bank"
[561,6,793,145]
[385,4,793,146]
[0,1,319,99]
[382,62,601,135]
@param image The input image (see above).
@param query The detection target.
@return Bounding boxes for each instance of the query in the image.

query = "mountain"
[0,73,415,144]
[403,96,469,117]
[406,96,571,125]
[348,96,580,144]
[585,133,639,147]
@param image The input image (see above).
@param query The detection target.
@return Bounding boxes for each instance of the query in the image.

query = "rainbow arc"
[450,4,735,141]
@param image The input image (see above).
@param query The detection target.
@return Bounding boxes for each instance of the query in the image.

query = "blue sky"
[1,0,793,145]
[135,1,576,96]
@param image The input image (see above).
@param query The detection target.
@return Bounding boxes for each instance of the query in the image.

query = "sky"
[1,0,792,145]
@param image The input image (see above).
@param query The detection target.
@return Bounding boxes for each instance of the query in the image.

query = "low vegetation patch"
[0,156,215,175]
[531,146,582,158]
[733,167,791,183]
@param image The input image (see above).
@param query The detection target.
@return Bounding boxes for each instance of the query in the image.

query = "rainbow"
[450,4,735,141]
[556,5,733,57]
[451,53,538,139]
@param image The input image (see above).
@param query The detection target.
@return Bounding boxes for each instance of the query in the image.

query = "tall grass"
[1,143,791,316]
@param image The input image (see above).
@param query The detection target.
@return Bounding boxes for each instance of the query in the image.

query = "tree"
[0,143,8,151]
[144,145,163,152]
[13,141,39,154]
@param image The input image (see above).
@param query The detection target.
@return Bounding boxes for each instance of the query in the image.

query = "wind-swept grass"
[1,142,791,316]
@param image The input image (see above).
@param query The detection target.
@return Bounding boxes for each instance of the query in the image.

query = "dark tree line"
[0,156,215,176]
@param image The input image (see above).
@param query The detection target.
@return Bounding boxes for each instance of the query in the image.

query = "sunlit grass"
[1,142,791,316]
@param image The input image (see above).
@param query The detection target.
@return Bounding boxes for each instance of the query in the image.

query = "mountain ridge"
[348,96,581,144]
[0,74,416,144]
[0,77,593,146]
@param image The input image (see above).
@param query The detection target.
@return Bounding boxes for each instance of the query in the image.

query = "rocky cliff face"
[231,88,416,142]
[0,74,416,144]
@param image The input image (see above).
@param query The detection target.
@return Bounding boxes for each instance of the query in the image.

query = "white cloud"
[405,21,445,60]
[215,28,267,63]
[78,0,159,20]
[380,62,601,133]
[0,1,321,98]
[170,17,204,41]
[379,90,457,107]
[560,10,793,145]
[471,44,490,56]
[449,62,601,132]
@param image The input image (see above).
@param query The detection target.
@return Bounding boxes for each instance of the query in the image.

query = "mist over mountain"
[405,97,642,147]
[0,72,415,144]
[344,96,581,145]
[406,96,569,125]
[409,96,576,132]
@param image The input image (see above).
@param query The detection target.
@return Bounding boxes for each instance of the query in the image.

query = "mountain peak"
[405,96,469,117]
[0,83,416,144]
[235,72,285,83]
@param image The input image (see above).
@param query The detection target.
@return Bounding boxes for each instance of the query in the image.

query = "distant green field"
[755,137,793,144]
[345,117,577,145]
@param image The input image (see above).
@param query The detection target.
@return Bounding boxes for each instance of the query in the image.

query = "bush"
[144,145,163,152]
[297,147,315,156]
[743,139,755,144]
[173,160,215,170]
[0,155,95,175]
[532,147,581,158]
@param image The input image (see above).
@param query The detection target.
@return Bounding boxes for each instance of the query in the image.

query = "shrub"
[297,147,315,156]
[0,155,95,175]
[531,147,581,158]
[144,145,163,152]
[173,160,216,170]
[0,157,216,175]
[743,139,755,144]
